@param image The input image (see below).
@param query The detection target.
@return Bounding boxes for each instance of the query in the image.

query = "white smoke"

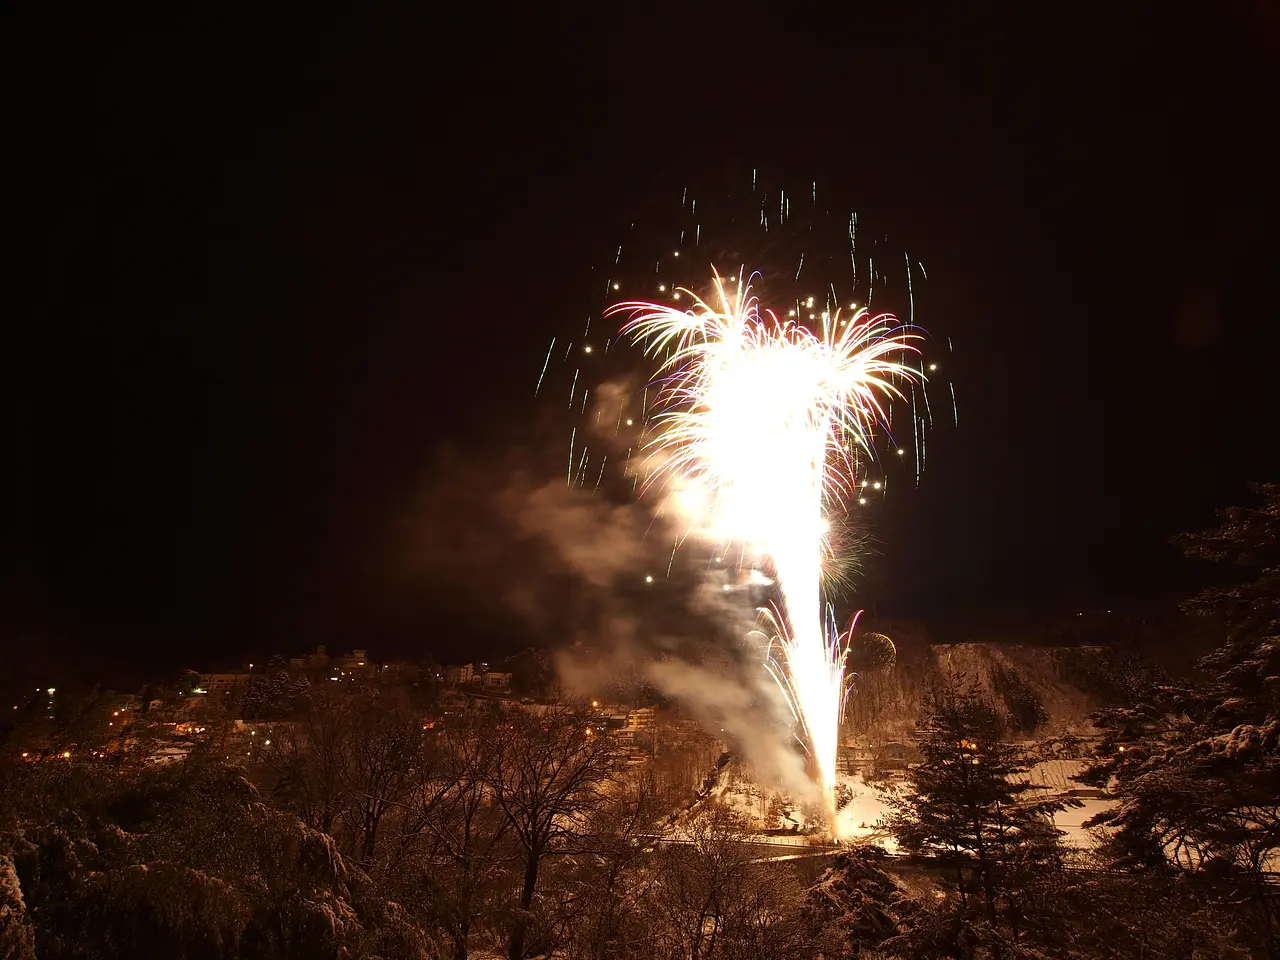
[403,384,820,806]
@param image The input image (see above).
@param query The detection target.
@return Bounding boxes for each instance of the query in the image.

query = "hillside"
[843,641,1168,746]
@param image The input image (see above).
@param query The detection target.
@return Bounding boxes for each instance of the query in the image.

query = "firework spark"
[608,269,920,811]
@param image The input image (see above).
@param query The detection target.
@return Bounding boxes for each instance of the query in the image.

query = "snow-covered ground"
[148,745,191,765]
[1052,797,1113,848]
[832,765,1113,852]
[1021,759,1113,849]
[677,755,1113,852]
[833,772,897,850]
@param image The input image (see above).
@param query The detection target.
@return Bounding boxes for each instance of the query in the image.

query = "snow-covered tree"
[486,704,617,960]
[803,847,913,956]
[0,758,430,959]
[337,692,420,869]
[399,714,516,960]
[638,802,811,960]
[260,693,350,836]
[0,853,36,960]
[552,768,662,960]
[1084,482,1280,959]
[890,674,1077,953]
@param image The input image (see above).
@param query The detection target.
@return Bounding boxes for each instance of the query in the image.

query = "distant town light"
[645,575,654,583]
[62,751,71,759]
[47,688,55,696]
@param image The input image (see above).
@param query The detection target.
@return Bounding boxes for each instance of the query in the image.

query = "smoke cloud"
[398,420,821,805]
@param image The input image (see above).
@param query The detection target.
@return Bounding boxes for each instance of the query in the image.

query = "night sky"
[8,8,1278,678]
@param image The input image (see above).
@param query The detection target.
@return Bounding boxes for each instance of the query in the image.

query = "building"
[379,661,422,682]
[198,674,251,696]
[286,646,330,671]
[443,663,474,685]
[625,707,656,730]
[332,649,372,672]
[320,649,374,681]
[873,741,921,771]
[482,671,512,689]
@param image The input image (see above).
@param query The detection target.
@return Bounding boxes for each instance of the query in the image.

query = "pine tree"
[1084,482,1280,959]
[890,674,1076,953]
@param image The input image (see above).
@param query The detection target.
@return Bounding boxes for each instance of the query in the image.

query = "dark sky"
[7,7,1279,676]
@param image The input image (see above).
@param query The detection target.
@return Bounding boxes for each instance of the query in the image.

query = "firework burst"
[608,269,920,810]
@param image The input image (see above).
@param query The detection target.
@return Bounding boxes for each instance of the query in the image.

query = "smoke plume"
[398,427,821,806]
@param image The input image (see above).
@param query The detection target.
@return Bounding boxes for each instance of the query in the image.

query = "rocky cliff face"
[843,642,1168,744]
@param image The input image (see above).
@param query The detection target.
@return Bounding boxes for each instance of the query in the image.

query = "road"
[642,833,861,864]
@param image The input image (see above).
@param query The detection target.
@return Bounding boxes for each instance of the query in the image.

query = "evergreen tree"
[890,674,1076,953]
[803,847,911,956]
[1084,482,1280,959]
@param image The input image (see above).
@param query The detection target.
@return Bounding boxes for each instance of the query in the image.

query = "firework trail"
[533,174,954,827]
[608,271,920,808]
